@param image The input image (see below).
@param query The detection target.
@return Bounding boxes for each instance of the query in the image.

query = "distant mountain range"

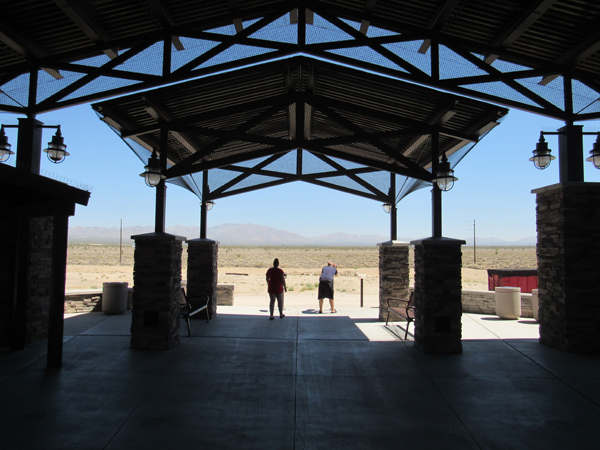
[68,223,390,246]
[68,223,537,247]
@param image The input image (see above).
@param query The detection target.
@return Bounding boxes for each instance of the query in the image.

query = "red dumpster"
[487,269,538,293]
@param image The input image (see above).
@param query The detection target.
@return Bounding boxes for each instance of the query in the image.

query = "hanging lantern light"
[586,134,600,169]
[43,126,70,163]
[529,132,555,170]
[139,151,165,187]
[432,153,458,191]
[0,126,14,163]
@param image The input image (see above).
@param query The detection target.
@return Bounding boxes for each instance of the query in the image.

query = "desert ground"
[66,244,537,309]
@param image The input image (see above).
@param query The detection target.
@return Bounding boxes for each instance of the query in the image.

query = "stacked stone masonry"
[26,217,54,344]
[187,239,219,319]
[64,289,134,313]
[216,284,234,306]
[63,285,233,314]
[378,242,410,322]
[412,239,464,355]
[131,234,184,350]
[535,183,600,354]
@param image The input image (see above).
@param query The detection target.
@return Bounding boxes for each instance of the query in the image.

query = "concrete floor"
[1,307,600,449]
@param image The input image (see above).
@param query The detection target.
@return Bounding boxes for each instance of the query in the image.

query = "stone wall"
[378,241,410,322]
[534,183,600,354]
[461,289,533,318]
[64,288,134,313]
[64,285,232,313]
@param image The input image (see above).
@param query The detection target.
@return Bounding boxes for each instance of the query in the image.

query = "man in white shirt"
[318,261,338,313]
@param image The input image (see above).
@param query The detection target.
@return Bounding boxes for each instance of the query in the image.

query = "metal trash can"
[531,289,539,321]
[102,282,128,315]
[495,286,521,319]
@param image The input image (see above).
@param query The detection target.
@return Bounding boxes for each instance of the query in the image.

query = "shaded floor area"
[1,307,599,449]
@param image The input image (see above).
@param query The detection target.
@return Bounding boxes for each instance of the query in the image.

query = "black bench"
[180,287,210,337]
[385,292,415,340]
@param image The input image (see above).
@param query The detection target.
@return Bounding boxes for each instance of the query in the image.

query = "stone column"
[378,241,410,321]
[131,233,185,350]
[186,239,219,320]
[533,183,600,354]
[411,237,465,354]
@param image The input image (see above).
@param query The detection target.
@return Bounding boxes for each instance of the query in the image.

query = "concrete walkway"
[1,307,599,449]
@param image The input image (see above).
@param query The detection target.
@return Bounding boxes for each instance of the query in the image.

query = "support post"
[534,183,600,353]
[558,124,584,183]
[432,188,442,238]
[378,241,410,322]
[47,213,69,369]
[155,181,166,233]
[187,239,219,320]
[411,237,465,354]
[16,118,43,175]
[390,173,397,241]
[391,204,397,241]
[154,130,168,233]
[11,216,30,351]
[431,132,442,238]
[131,233,186,349]
[200,171,208,239]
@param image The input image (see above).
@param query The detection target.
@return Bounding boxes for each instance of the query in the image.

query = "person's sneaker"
[280,314,285,318]
[269,316,274,320]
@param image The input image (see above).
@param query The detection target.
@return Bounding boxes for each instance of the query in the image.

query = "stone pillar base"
[131,233,185,350]
[187,239,219,319]
[534,183,600,354]
[411,237,465,354]
[377,241,410,322]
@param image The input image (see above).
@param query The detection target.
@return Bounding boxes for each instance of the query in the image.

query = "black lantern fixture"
[382,203,392,213]
[586,134,600,169]
[140,150,165,187]
[529,133,555,170]
[432,153,458,191]
[0,126,14,162]
[43,126,69,163]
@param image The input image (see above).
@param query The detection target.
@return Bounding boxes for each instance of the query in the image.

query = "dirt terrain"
[66,244,537,307]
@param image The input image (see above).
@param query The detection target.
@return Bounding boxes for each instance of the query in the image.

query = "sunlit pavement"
[1,307,599,449]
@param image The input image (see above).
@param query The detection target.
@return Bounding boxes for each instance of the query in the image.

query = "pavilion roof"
[0,0,598,120]
[92,56,507,202]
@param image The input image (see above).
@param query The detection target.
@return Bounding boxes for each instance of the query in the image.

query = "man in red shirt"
[266,258,287,320]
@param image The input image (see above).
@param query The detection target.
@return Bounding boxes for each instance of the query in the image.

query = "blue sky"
[2,104,600,242]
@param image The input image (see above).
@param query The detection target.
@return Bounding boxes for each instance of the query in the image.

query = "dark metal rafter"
[304,141,433,181]
[306,95,436,179]
[172,3,294,76]
[0,19,47,58]
[166,96,296,178]
[211,152,291,195]
[483,0,558,64]
[310,152,387,198]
